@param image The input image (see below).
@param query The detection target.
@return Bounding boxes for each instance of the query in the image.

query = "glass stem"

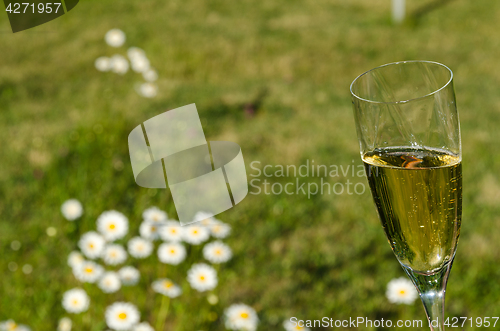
[401,261,454,331]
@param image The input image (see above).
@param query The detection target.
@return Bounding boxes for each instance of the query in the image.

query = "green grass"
[2,0,500,329]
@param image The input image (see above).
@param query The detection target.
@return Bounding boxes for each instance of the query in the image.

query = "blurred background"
[1,0,500,329]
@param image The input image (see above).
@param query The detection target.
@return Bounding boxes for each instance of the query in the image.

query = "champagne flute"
[350,61,462,331]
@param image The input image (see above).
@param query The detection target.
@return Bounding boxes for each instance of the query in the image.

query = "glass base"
[400,260,454,331]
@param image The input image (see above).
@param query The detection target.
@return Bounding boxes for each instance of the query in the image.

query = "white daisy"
[78,231,105,259]
[62,288,90,314]
[210,221,231,239]
[130,56,150,73]
[158,221,183,242]
[142,69,158,82]
[200,219,215,228]
[0,320,31,331]
[110,55,129,75]
[67,251,85,269]
[105,29,126,47]
[283,319,310,331]
[386,277,418,305]
[98,271,122,293]
[187,263,217,292]
[182,224,210,245]
[142,207,167,223]
[127,47,145,61]
[152,278,182,298]
[0,320,14,331]
[10,240,21,251]
[46,226,57,236]
[137,82,157,98]
[97,210,129,241]
[224,304,259,331]
[95,57,111,72]
[132,322,154,331]
[102,244,128,266]
[8,262,17,272]
[139,220,163,241]
[193,211,214,222]
[203,241,232,264]
[57,317,72,331]
[61,199,83,221]
[158,242,186,265]
[73,260,104,283]
[118,266,140,285]
[207,293,218,305]
[127,236,153,259]
[22,264,32,275]
[105,302,140,331]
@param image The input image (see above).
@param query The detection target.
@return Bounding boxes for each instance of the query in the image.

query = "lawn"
[1,0,500,330]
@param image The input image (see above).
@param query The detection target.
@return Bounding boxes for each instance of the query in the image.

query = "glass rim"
[349,60,454,105]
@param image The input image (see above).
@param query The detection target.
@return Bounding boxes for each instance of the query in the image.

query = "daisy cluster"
[60,200,257,330]
[94,29,159,98]
[61,207,155,330]
[134,208,234,296]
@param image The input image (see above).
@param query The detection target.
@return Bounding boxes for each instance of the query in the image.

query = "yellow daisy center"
[171,229,177,234]
[193,230,198,235]
[72,299,79,306]
[89,243,94,249]
[240,312,249,319]
[118,312,127,320]
[170,249,176,254]
[151,226,157,232]
[199,275,205,281]
[85,267,93,273]
[215,249,221,255]
[399,290,406,295]
[164,281,173,288]
[109,223,116,230]
[7,322,17,330]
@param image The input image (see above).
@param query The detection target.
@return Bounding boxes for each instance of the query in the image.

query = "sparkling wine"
[363,147,462,274]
